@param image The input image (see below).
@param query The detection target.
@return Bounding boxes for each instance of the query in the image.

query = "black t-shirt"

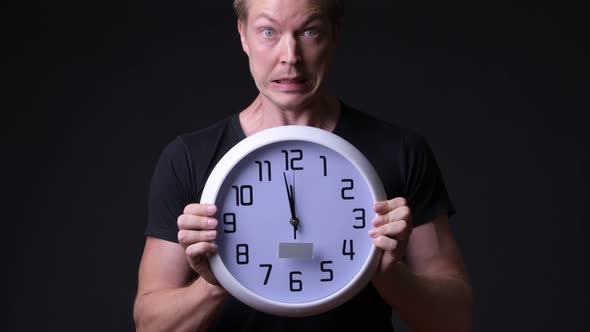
[145,104,456,331]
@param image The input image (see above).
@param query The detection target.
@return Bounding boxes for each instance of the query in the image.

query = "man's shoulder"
[179,113,240,148]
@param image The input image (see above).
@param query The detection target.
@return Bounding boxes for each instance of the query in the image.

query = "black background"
[11,0,587,331]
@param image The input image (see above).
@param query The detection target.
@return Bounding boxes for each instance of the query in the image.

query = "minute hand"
[283,172,299,239]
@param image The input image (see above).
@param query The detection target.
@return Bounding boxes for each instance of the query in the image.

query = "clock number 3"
[352,208,366,229]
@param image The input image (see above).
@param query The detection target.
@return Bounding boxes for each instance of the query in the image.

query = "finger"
[183,203,217,216]
[369,219,409,238]
[178,214,218,230]
[372,235,398,252]
[373,197,407,214]
[185,242,219,261]
[371,206,411,226]
[178,229,217,247]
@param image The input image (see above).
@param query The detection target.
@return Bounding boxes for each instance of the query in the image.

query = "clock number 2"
[341,179,354,200]
[289,271,303,292]
[281,149,304,171]
[236,244,249,265]
[342,239,355,260]
[232,185,253,206]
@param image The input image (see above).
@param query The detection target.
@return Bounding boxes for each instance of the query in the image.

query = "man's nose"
[279,34,301,65]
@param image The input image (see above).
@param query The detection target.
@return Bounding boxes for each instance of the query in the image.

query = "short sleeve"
[401,130,456,227]
[145,137,194,243]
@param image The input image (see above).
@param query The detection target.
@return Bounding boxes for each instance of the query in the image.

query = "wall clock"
[201,125,386,317]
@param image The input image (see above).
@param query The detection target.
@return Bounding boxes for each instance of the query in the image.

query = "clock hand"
[283,172,299,240]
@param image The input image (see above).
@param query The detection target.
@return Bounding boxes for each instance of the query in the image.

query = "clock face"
[203,126,385,317]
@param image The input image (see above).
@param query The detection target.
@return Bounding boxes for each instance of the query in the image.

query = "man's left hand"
[369,197,413,273]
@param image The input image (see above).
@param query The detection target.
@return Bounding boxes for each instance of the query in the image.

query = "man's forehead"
[247,0,328,23]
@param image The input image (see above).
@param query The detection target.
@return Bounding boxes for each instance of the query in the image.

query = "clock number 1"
[320,155,327,176]
[342,239,355,260]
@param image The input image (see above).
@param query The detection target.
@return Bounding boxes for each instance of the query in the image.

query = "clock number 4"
[232,185,253,206]
[342,239,355,260]
[281,149,304,171]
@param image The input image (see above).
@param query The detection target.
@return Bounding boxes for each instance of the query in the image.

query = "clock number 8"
[289,271,303,292]
[236,244,249,265]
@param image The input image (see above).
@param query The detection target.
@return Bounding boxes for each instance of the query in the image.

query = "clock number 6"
[289,271,303,292]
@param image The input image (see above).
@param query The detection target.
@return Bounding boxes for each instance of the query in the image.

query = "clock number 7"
[259,264,272,285]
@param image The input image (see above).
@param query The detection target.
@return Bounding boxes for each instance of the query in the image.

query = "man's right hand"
[177,203,220,285]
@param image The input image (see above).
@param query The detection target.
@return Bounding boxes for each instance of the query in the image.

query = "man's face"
[239,0,337,110]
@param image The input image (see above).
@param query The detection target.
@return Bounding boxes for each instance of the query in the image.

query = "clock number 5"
[232,185,253,206]
[281,149,304,171]
[320,261,334,282]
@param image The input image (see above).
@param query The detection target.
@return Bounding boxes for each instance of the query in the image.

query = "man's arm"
[133,237,228,332]
[372,214,472,332]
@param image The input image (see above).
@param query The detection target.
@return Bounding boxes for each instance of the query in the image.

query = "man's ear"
[238,19,249,56]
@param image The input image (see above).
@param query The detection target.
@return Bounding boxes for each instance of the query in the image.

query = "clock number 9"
[342,239,355,260]
[352,208,365,229]
[281,149,304,171]
[289,271,303,292]
[341,179,354,200]
[223,213,237,233]
[232,185,253,206]
[236,244,249,265]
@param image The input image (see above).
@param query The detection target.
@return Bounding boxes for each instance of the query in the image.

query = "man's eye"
[262,29,275,37]
[303,29,318,37]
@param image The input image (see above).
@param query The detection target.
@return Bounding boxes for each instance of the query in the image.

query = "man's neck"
[239,94,341,136]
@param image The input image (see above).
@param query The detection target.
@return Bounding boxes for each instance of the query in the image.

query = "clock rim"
[202,125,386,317]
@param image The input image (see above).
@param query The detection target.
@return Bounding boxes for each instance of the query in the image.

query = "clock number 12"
[281,149,304,171]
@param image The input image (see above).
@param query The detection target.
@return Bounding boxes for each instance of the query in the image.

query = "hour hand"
[283,172,299,239]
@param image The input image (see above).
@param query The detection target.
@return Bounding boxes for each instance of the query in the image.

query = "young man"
[134,0,472,331]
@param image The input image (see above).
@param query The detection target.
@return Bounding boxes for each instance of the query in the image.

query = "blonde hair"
[233,0,344,26]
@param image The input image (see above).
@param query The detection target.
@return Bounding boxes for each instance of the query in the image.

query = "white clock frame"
[201,125,386,317]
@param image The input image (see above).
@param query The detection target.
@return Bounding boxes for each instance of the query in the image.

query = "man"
[133,0,472,331]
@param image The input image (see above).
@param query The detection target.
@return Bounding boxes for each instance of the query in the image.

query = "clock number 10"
[232,185,253,206]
